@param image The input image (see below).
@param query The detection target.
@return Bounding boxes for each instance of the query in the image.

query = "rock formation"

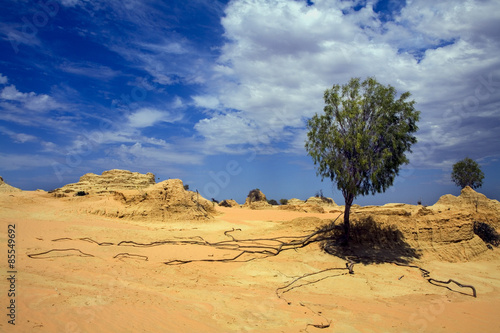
[287,198,305,205]
[219,199,240,208]
[52,170,215,220]
[0,176,22,193]
[431,186,500,227]
[305,196,337,206]
[53,169,155,195]
[72,179,215,221]
[276,196,336,213]
[243,189,271,209]
[432,186,500,212]
[347,203,489,262]
[279,203,325,213]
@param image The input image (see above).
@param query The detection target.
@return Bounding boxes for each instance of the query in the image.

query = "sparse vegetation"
[305,77,420,243]
[75,191,88,196]
[279,198,288,205]
[184,184,190,191]
[267,199,278,205]
[451,157,484,189]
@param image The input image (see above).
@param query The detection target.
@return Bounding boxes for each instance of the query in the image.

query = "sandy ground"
[1,191,500,332]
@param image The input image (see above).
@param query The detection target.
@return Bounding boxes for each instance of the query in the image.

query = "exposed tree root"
[428,278,477,298]
[393,262,476,297]
[53,237,114,246]
[27,248,94,259]
[114,253,149,261]
[393,262,430,278]
[276,267,351,299]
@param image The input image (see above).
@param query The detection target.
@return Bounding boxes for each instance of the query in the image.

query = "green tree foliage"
[451,157,484,189]
[267,199,279,205]
[305,77,420,242]
[279,198,288,205]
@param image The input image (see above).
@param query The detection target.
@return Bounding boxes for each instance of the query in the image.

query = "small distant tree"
[305,77,420,243]
[451,157,484,189]
[267,199,279,205]
[279,198,288,205]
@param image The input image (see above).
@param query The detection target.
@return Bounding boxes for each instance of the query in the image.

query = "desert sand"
[1,171,500,332]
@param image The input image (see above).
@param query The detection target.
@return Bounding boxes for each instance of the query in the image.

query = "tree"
[305,77,420,243]
[451,157,484,189]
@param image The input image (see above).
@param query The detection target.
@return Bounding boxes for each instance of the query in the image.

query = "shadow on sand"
[321,216,420,265]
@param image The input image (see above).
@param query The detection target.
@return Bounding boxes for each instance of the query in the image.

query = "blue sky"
[0,0,499,206]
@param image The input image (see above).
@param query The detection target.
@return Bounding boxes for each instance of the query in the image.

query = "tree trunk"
[343,194,354,245]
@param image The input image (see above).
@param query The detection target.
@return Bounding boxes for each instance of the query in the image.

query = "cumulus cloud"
[0,73,7,84]
[193,0,500,167]
[192,95,220,109]
[0,84,63,112]
[127,107,181,128]
[195,112,261,151]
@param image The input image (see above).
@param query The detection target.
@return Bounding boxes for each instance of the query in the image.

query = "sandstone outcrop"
[349,207,488,262]
[319,190,498,262]
[279,203,325,213]
[275,196,335,213]
[287,198,305,205]
[53,169,155,195]
[305,196,337,206]
[276,196,336,213]
[431,186,500,227]
[243,189,271,209]
[72,179,215,221]
[219,199,240,208]
[0,176,22,193]
[53,170,215,220]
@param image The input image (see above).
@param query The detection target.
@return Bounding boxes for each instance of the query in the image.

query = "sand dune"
[1,175,500,332]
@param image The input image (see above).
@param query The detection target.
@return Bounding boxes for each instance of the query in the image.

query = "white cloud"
[59,62,120,80]
[115,142,203,166]
[195,112,261,151]
[192,95,220,109]
[193,0,500,167]
[0,84,63,112]
[127,107,180,128]
[0,73,7,85]
[0,126,38,143]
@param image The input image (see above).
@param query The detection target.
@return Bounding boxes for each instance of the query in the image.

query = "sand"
[1,190,500,332]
